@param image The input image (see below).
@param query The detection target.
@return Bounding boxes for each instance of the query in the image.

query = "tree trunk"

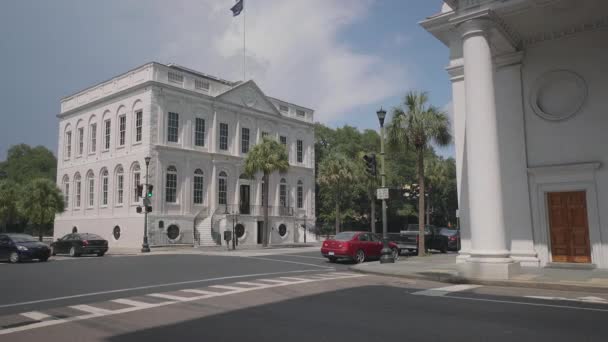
[263,173,270,247]
[371,196,376,234]
[335,198,340,234]
[38,212,44,242]
[426,189,431,226]
[417,148,426,256]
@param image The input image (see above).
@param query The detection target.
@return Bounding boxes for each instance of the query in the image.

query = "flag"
[230,0,243,17]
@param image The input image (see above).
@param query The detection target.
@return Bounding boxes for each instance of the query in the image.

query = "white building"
[54,62,316,248]
[421,0,608,278]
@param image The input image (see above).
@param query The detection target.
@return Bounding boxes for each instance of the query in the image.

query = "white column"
[459,19,519,279]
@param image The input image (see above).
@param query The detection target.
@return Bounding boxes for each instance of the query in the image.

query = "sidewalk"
[350,254,608,293]
[106,242,322,257]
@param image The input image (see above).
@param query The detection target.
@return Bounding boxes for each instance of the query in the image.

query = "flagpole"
[243,0,246,81]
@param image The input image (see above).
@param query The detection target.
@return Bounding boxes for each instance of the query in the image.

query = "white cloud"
[146,0,409,123]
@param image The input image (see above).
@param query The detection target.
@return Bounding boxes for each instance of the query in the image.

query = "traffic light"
[136,184,144,199]
[146,185,154,198]
[146,206,152,213]
[363,154,377,176]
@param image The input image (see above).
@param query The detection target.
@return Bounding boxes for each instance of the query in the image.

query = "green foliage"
[0,180,22,229]
[18,178,65,241]
[0,144,57,184]
[318,153,359,233]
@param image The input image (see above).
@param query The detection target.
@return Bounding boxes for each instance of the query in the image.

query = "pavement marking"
[279,254,326,260]
[234,281,268,287]
[208,285,248,292]
[246,256,334,269]
[446,294,608,312]
[413,284,482,297]
[525,295,608,304]
[256,279,290,284]
[20,312,51,321]
[146,293,190,302]
[0,269,327,309]
[0,272,366,336]
[180,289,221,296]
[278,277,309,282]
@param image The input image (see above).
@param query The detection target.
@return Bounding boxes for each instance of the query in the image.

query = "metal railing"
[214,204,295,217]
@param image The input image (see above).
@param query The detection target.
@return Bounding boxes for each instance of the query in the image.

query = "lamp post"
[303,214,307,244]
[377,107,394,263]
[232,210,239,250]
[141,156,151,253]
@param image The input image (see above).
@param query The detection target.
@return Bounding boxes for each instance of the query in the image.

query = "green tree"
[387,91,452,256]
[0,180,23,232]
[243,137,289,247]
[0,144,57,184]
[317,153,358,234]
[18,178,65,241]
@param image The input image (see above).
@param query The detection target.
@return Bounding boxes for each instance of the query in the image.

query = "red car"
[321,231,400,263]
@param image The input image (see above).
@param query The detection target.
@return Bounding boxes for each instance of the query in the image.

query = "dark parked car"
[0,234,51,263]
[389,224,450,254]
[439,228,460,251]
[51,233,108,257]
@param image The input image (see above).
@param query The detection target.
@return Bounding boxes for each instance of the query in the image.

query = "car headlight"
[17,245,28,251]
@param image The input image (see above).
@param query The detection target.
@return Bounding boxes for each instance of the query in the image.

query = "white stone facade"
[422,0,608,275]
[55,63,316,248]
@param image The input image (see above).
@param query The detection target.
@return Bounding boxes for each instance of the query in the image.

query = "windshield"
[440,228,458,236]
[333,232,357,241]
[82,234,104,240]
[10,235,38,243]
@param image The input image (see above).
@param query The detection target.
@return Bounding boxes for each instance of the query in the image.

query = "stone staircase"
[195,216,217,247]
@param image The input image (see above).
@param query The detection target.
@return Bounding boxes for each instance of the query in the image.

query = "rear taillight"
[449,236,457,241]
[323,242,328,247]
[337,244,342,248]
[82,240,89,246]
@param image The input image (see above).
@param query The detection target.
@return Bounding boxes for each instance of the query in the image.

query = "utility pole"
[377,108,394,263]
[141,156,151,253]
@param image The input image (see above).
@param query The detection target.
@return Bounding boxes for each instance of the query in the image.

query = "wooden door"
[548,191,591,263]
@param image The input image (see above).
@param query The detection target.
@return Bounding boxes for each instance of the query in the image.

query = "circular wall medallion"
[241,88,257,108]
[167,225,180,240]
[278,224,287,237]
[113,226,121,240]
[72,226,78,233]
[235,224,245,238]
[530,70,587,121]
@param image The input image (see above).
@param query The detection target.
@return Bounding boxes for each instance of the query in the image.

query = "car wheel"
[355,249,366,264]
[69,247,79,257]
[391,247,400,261]
[328,257,337,263]
[51,247,57,256]
[97,252,105,257]
[40,257,49,262]
[9,252,20,264]
[440,242,448,254]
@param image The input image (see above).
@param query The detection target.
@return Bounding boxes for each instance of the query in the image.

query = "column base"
[456,251,471,264]
[458,256,520,280]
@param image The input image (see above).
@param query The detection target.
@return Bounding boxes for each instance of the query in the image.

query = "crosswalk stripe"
[112,298,154,307]
[278,277,310,281]
[234,282,269,287]
[147,293,190,301]
[180,289,221,296]
[70,304,113,315]
[255,279,289,284]
[209,285,247,292]
[412,284,482,297]
[20,311,51,321]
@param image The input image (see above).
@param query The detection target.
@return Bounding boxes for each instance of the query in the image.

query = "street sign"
[376,188,389,200]
[456,209,460,218]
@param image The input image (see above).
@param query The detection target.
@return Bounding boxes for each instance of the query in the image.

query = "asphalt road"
[3,249,608,341]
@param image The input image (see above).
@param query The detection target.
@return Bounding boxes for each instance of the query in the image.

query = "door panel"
[548,191,591,263]
[240,185,250,214]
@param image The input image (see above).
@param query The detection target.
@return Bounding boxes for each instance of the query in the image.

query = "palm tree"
[19,178,65,241]
[0,180,22,232]
[318,153,357,234]
[387,91,451,256]
[243,137,289,247]
[424,157,448,226]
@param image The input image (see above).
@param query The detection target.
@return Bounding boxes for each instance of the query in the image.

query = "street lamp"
[303,214,307,244]
[232,209,239,250]
[141,156,151,253]
[377,107,394,263]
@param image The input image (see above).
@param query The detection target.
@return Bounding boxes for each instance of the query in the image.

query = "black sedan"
[51,233,109,257]
[439,228,460,251]
[0,234,51,263]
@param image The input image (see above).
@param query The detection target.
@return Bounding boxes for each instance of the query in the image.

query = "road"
[2,249,608,341]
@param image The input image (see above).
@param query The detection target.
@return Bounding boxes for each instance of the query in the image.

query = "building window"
[193,169,204,205]
[65,131,72,159]
[279,105,288,113]
[167,225,180,240]
[261,131,269,139]
[87,172,95,207]
[90,123,97,153]
[218,171,227,205]
[75,174,82,208]
[296,109,305,117]
[78,127,84,156]
[195,79,210,91]
[261,179,266,205]
[118,115,126,146]
[219,123,228,150]
[278,224,287,237]
[101,169,109,206]
[104,119,111,150]
[133,164,141,202]
[280,136,288,157]
[195,118,205,147]
[63,176,70,208]
[72,226,78,233]
[166,165,177,203]
[135,110,143,143]
[168,112,179,143]
[241,127,250,153]
[168,71,183,84]
[280,178,287,208]
[297,180,303,209]
[297,140,303,163]
[116,166,124,205]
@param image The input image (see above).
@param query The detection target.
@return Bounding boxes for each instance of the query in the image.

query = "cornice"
[527,162,601,176]
[450,8,521,51]
[523,16,608,47]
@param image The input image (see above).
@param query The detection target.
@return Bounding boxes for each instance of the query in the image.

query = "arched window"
[87,171,95,207]
[260,178,267,205]
[297,180,304,209]
[193,169,204,205]
[218,171,227,205]
[132,163,141,202]
[74,173,82,209]
[280,178,287,208]
[116,166,124,205]
[64,125,72,160]
[101,169,109,206]
[62,175,70,208]
[166,166,178,203]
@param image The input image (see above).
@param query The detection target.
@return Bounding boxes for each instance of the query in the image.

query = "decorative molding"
[446,59,465,81]
[450,9,521,51]
[527,162,601,176]
[523,16,608,46]
[494,51,524,67]
[529,70,588,122]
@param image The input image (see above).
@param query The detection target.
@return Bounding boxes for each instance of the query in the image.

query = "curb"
[349,266,608,294]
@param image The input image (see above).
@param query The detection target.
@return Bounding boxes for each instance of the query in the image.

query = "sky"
[0,0,454,160]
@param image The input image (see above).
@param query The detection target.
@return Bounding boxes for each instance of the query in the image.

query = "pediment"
[216,81,281,115]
